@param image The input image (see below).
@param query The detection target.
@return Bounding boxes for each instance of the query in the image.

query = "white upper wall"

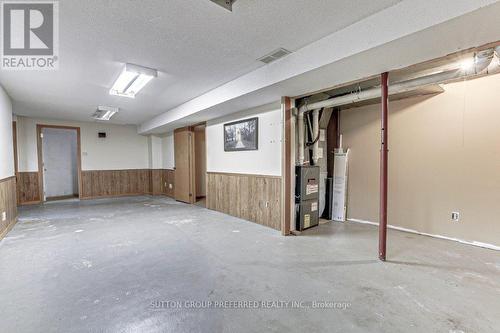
[206,103,282,176]
[16,117,149,172]
[161,133,175,169]
[0,85,14,180]
[148,135,163,169]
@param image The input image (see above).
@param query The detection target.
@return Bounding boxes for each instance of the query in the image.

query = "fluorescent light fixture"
[109,63,158,98]
[93,106,119,121]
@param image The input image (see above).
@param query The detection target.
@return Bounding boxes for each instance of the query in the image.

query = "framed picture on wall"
[223,117,259,151]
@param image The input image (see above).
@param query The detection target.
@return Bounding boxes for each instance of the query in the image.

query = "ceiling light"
[109,63,158,98]
[459,58,475,71]
[93,106,119,121]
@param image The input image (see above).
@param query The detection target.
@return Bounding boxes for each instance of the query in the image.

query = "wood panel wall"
[0,177,18,239]
[81,169,151,199]
[206,172,282,230]
[162,169,175,198]
[17,172,41,205]
[80,169,175,199]
[16,169,175,203]
[151,169,175,197]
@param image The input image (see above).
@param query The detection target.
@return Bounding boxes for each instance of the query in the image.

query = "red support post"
[379,72,389,261]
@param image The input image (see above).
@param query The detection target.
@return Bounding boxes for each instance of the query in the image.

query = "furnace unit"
[295,166,320,231]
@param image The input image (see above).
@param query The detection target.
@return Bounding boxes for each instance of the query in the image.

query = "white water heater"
[332,149,349,222]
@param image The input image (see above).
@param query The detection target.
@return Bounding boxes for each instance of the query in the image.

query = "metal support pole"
[379,72,389,261]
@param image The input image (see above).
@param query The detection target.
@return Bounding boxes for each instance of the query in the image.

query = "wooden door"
[174,127,195,203]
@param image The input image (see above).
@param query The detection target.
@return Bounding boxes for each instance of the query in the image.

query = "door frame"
[193,123,207,201]
[12,121,19,204]
[36,124,82,202]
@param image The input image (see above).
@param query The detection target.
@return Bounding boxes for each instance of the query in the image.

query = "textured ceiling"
[0,0,401,124]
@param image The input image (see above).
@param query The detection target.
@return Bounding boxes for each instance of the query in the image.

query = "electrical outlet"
[169,184,173,189]
[1,212,6,222]
[451,212,460,222]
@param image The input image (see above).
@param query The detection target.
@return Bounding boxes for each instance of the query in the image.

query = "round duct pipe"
[298,48,496,113]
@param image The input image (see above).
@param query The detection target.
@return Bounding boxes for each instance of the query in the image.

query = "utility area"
[291,46,500,258]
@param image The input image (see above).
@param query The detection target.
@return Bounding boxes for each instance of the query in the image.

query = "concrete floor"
[0,196,498,333]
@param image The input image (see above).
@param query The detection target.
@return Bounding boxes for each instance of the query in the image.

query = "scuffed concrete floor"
[0,196,499,333]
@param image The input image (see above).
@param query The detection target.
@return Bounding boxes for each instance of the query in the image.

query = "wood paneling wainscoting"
[0,176,18,239]
[206,172,282,230]
[81,169,175,199]
[81,169,151,199]
[161,169,176,197]
[16,169,175,203]
[17,172,41,205]
[151,169,176,197]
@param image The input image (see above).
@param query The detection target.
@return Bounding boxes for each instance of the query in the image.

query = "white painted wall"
[16,116,149,172]
[161,133,175,169]
[206,103,282,176]
[147,134,175,170]
[42,128,78,198]
[0,85,14,180]
[148,135,163,169]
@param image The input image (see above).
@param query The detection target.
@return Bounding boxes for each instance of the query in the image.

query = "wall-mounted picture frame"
[224,117,259,151]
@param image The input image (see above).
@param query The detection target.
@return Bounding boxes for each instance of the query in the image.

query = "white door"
[41,128,78,200]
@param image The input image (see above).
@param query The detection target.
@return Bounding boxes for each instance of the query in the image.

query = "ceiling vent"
[93,106,119,121]
[209,0,235,11]
[258,48,292,64]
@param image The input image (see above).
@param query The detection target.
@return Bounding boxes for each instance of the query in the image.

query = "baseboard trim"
[80,193,150,200]
[18,200,42,206]
[46,194,79,201]
[0,216,18,241]
[347,218,500,252]
[80,193,174,200]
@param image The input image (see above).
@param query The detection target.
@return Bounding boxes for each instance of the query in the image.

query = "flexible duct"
[312,109,320,164]
[298,111,305,165]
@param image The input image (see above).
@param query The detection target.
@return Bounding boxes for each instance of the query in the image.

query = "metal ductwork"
[209,0,235,11]
[295,48,499,166]
[299,48,497,113]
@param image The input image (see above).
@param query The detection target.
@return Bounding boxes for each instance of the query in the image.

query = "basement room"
[0,1,499,332]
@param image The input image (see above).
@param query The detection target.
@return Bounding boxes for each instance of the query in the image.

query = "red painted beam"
[379,72,389,261]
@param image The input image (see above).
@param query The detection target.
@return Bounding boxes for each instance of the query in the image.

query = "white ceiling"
[0,0,401,125]
[139,0,500,134]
